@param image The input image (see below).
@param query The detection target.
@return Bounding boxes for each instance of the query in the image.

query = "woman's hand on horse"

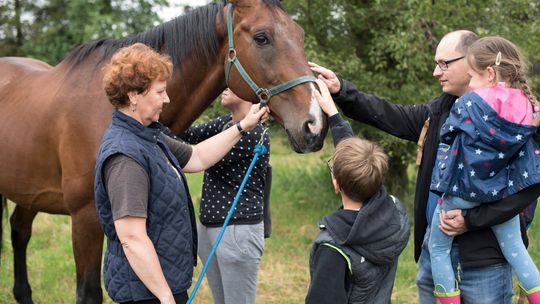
[309,62,341,94]
[314,79,338,117]
[240,104,269,131]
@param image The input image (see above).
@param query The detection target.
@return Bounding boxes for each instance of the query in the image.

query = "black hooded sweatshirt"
[306,188,410,304]
[305,114,410,303]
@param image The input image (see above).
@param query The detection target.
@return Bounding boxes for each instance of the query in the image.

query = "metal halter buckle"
[256,88,270,103]
[228,48,237,62]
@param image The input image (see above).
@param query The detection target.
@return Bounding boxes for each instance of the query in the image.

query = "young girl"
[429,36,540,304]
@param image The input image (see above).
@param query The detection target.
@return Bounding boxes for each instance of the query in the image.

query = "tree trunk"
[385,156,410,202]
[14,0,24,56]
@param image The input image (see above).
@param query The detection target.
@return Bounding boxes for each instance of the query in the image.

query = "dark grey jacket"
[305,114,409,303]
[307,188,410,304]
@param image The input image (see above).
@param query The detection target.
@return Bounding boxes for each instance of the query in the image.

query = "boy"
[306,81,410,304]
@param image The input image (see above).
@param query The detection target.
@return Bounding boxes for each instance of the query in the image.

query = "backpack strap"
[416,117,430,166]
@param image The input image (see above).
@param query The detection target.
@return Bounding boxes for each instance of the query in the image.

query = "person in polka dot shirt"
[179,88,270,304]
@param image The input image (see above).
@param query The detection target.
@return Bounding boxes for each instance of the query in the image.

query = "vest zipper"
[158,145,182,181]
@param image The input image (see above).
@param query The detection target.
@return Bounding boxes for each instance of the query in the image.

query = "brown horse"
[0,0,327,303]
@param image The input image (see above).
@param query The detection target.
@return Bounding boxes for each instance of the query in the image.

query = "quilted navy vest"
[94,110,197,302]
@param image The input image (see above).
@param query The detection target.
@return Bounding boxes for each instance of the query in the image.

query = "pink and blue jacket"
[430,84,540,202]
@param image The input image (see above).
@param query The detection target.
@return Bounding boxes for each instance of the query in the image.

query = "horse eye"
[253,34,270,46]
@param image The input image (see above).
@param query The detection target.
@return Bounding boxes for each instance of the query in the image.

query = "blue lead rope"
[187,143,268,304]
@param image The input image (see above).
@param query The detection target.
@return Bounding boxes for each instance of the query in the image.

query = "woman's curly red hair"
[102,43,173,108]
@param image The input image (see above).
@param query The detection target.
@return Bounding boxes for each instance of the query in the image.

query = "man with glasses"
[310,30,540,303]
[435,55,465,70]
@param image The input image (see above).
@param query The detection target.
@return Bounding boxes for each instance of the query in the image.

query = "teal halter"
[225,4,317,107]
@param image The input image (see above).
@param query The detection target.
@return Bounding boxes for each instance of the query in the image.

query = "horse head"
[223,0,328,153]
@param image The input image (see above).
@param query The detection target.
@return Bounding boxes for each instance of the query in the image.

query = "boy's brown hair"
[331,138,389,202]
[102,43,173,108]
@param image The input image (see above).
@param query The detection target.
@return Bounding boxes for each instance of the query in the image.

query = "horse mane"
[63,0,284,69]
[64,1,227,68]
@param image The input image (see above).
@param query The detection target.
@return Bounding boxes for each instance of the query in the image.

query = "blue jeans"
[417,228,514,303]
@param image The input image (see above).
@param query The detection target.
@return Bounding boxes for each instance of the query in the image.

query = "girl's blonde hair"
[467,36,538,107]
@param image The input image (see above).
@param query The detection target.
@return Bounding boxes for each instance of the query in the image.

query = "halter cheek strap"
[224,3,316,107]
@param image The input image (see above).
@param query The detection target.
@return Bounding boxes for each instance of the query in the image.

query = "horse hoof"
[15,296,33,304]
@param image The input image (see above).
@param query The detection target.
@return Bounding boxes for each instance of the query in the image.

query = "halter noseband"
[224,4,316,107]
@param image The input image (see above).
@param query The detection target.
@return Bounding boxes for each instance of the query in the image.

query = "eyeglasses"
[435,55,465,71]
[326,158,333,174]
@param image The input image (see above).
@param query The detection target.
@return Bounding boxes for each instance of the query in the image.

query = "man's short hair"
[331,138,389,202]
[453,30,479,54]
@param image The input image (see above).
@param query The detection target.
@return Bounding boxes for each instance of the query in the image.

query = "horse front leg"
[10,205,38,304]
[71,202,104,304]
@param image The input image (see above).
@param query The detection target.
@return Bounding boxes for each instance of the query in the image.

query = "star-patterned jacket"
[430,91,540,202]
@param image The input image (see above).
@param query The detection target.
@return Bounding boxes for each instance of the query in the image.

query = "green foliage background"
[0,0,168,64]
[284,0,540,193]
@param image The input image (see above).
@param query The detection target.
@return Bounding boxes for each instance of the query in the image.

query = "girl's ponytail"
[515,73,539,110]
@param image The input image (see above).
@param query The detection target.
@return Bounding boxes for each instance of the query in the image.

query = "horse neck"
[53,2,230,136]
[160,9,230,136]
[160,45,228,135]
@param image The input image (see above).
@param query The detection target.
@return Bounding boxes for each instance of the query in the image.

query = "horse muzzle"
[285,113,328,153]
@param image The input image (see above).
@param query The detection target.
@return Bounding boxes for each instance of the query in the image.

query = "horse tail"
[0,194,6,259]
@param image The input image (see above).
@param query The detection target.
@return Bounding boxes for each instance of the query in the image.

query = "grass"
[1,126,539,303]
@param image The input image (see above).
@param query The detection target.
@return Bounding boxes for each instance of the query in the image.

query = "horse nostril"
[304,119,322,135]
